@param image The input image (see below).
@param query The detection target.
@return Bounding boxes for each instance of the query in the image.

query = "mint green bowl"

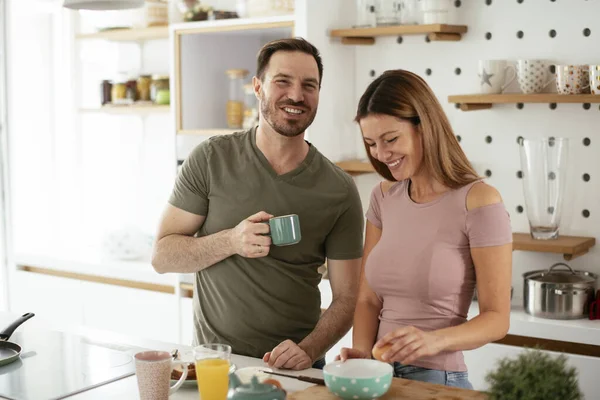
[323,359,393,400]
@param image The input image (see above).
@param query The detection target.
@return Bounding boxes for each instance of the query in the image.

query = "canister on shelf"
[100,80,112,105]
[145,0,169,27]
[226,69,249,129]
[137,75,152,102]
[111,80,130,105]
[151,75,170,103]
[243,82,258,129]
[126,79,137,102]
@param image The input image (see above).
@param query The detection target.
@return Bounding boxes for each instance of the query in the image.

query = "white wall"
[309,1,600,394]
[311,0,600,302]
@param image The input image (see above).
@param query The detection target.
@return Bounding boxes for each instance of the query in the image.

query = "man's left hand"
[263,340,312,370]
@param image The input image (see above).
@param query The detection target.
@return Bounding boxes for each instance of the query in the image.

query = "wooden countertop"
[289,377,488,399]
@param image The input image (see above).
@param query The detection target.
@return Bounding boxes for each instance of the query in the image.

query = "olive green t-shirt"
[169,127,364,359]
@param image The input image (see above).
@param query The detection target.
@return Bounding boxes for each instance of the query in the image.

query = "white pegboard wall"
[344,0,600,293]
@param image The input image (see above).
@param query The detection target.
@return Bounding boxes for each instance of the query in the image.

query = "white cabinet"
[180,296,194,346]
[9,270,84,332]
[81,281,179,344]
[464,343,599,399]
[172,17,294,135]
[9,270,180,344]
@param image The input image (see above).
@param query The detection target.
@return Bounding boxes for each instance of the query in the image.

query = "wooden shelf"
[177,129,240,136]
[180,282,194,299]
[448,94,600,111]
[80,104,170,114]
[172,15,294,36]
[513,233,596,261]
[76,26,169,41]
[335,160,375,176]
[330,24,468,45]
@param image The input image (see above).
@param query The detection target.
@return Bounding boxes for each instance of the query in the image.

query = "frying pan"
[0,312,35,367]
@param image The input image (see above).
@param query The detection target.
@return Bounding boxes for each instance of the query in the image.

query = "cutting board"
[288,377,488,400]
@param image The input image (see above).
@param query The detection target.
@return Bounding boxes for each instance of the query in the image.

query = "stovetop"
[0,330,135,400]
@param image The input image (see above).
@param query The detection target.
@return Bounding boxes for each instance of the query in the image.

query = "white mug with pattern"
[555,65,590,94]
[516,60,554,94]
[478,60,517,94]
[588,65,600,95]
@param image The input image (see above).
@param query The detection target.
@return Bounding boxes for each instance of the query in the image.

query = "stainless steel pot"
[523,262,597,320]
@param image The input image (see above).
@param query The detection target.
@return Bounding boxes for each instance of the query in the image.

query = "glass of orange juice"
[194,343,232,400]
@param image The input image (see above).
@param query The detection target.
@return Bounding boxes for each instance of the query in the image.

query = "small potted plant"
[485,347,582,400]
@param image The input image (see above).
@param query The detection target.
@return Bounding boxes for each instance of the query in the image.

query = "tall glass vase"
[519,137,569,240]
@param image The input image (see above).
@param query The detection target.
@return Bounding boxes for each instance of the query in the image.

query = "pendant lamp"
[63,0,145,10]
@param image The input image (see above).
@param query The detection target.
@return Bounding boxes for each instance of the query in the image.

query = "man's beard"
[260,94,317,137]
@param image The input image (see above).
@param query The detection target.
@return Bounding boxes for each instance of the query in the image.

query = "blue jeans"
[312,358,326,369]
[393,363,473,390]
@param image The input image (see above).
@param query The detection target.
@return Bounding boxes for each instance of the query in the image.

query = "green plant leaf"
[484,347,582,400]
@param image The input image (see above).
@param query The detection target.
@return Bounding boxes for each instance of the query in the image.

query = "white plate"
[170,362,237,387]
[235,366,273,384]
[170,378,197,388]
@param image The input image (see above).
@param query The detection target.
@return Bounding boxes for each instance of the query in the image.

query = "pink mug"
[135,350,188,400]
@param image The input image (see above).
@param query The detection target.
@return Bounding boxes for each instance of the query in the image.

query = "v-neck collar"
[249,126,316,181]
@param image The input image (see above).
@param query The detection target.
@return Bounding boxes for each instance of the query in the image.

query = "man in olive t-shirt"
[152,38,364,371]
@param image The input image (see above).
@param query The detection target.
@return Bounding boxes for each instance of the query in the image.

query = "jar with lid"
[125,78,137,103]
[151,75,170,104]
[225,69,249,129]
[111,80,130,105]
[242,83,258,129]
[100,80,112,105]
[137,75,152,102]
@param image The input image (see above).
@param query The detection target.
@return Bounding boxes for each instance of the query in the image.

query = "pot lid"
[526,263,597,284]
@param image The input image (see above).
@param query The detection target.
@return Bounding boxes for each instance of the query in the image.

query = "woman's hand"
[335,347,371,362]
[374,326,445,365]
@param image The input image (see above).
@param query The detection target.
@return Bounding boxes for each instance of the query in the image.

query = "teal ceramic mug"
[266,214,301,246]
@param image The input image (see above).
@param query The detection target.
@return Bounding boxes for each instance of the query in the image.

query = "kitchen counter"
[0,311,320,400]
[0,312,487,400]
[468,301,600,347]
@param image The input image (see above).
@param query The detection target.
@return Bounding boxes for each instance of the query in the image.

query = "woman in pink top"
[338,70,513,389]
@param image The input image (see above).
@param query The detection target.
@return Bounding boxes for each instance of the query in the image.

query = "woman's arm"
[436,182,512,351]
[351,221,384,355]
[374,183,512,364]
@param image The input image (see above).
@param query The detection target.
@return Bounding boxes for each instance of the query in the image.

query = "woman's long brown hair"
[355,69,480,188]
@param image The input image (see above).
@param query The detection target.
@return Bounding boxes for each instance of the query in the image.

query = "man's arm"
[151,205,272,274]
[298,257,362,362]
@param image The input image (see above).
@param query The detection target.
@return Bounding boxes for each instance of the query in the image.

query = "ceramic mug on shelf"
[135,351,188,400]
[264,214,302,246]
[478,60,517,94]
[555,64,590,94]
[516,60,554,94]
[588,65,600,94]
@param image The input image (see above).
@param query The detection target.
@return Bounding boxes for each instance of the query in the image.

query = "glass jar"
[111,80,129,105]
[100,80,112,105]
[242,83,258,129]
[137,75,152,102]
[145,0,169,27]
[354,0,376,28]
[125,79,137,102]
[151,75,170,104]
[375,0,400,26]
[225,69,249,129]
